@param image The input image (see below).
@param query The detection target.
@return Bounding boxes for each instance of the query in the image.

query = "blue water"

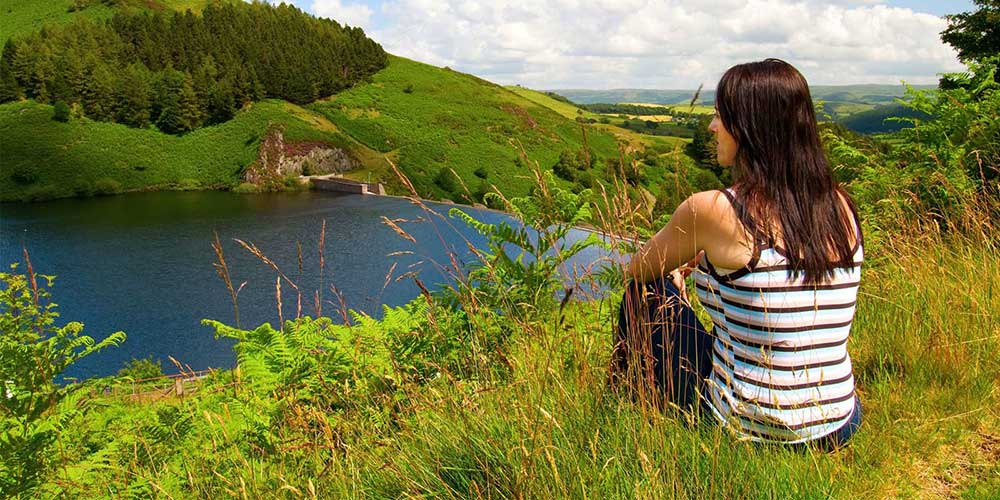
[0,191,614,378]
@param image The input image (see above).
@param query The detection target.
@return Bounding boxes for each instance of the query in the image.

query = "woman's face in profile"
[708,109,738,167]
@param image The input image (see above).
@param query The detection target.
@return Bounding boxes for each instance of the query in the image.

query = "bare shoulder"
[680,190,739,230]
[683,189,754,268]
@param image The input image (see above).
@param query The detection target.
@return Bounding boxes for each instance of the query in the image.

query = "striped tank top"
[693,188,863,443]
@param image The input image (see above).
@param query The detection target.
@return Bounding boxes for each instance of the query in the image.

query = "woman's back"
[621,59,866,446]
[693,188,863,442]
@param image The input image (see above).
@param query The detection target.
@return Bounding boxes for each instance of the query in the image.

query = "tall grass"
[6,159,999,499]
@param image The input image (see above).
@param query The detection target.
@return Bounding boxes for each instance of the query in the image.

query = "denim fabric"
[616,277,714,411]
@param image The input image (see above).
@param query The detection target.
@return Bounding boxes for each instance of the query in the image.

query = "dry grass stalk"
[380,216,417,244]
[276,275,284,330]
[328,284,350,326]
[233,238,300,293]
[317,219,326,317]
[212,231,245,328]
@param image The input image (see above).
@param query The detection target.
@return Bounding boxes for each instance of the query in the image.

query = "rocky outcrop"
[243,126,359,187]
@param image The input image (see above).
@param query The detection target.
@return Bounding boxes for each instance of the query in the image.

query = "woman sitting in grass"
[613,58,863,448]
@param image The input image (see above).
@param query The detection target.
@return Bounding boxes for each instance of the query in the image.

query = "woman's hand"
[670,250,704,303]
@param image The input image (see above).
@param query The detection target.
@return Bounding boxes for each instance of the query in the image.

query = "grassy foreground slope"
[8,183,998,498]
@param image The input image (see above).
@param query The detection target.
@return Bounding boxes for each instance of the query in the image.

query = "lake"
[0,191,614,378]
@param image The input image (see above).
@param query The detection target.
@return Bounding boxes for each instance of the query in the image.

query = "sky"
[265,0,977,89]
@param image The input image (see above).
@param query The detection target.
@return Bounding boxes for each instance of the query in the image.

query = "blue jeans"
[613,276,862,448]
[612,277,714,412]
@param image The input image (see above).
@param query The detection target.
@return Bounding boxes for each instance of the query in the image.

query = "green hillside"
[0,0,640,204]
[306,56,625,200]
[0,99,373,201]
[0,55,641,202]
[0,0,710,209]
[507,86,695,150]
[0,0,228,43]
[554,84,936,106]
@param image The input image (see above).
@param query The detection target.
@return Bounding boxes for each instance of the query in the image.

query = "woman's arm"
[625,192,718,284]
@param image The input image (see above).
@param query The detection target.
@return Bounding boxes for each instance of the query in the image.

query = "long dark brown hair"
[716,58,860,283]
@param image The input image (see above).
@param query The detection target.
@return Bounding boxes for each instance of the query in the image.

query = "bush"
[300,159,314,176]
[52,101,70,122]
[117,356,163,381]
[93,178,122,196]
[434,167,461,195]
[176,178,201,190]
[233,182,260,194]
[23,184,62,202]
[474,181,492,202]
[283,174,307,190]
[10,167,37,185]
[72,181,93,197]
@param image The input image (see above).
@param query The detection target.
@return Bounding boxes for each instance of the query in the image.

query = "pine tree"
[82,62,116,120]
[0,39,22,102]
[58,49,87,105]
[116,63,152,128]
[30,47,56,104]
[177,72,204,131]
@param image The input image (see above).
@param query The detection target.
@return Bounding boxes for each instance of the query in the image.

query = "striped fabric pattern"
[693,191,862,443]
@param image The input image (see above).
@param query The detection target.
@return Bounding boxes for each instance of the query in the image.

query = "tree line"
[0,2,388,134]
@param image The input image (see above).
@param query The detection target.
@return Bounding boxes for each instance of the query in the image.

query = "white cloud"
[367,0,964,89]
[311,0,373,29]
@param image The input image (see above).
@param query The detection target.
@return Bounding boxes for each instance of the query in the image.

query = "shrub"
[93,178,122,196]
[10,167,37,185]
[176,178,200,190]
[300,159,314,176]
[72,181,93,197]
[233,182,260,194]
[23,184,61,202]
[474,181,491,202]
[434,167,461,195]
[283,174,307,190]
[52,101,70,122]
[117,356,163,381]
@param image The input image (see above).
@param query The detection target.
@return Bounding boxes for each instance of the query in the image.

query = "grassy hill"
[0,99,375,201]
[2,0,673,203]
[0,0,230,43]
[304,56,626,200]
[554,84,936,107]
[505,86,692,150]
[0,54,640,202]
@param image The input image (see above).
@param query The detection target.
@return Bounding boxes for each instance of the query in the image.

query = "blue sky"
[269,0,975,89]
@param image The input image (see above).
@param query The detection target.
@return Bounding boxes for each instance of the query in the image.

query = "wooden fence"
[92,369,216,403]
